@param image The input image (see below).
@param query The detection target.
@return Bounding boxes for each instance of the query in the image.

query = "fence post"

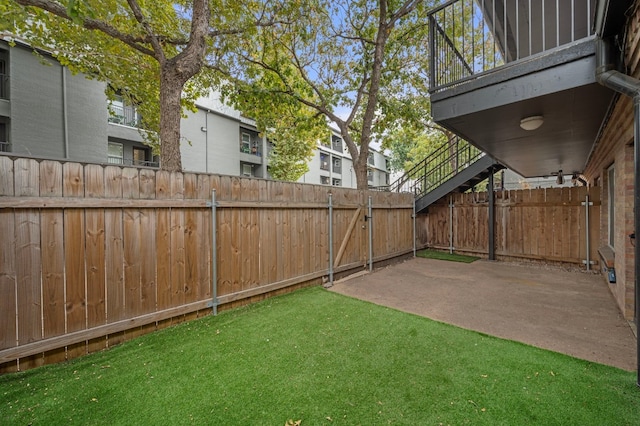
[368,195,373,271]
[488,168,496,260]
[449,195,454,254]
[211,189,219,315]
[582,194,593,271]
[328,193,334,285]
[208,189,219,315]
[413,200,417,257]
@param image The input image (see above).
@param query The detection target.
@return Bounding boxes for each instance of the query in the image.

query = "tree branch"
[14,0,161,56]
[126,0,165,61]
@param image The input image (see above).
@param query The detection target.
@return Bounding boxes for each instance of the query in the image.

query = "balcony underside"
[430,37,615,178]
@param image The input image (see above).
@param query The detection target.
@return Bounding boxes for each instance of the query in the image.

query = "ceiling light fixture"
[520,115,544,131]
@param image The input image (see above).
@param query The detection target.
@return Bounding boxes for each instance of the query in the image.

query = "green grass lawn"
[1,287,638,425]
[416,249,480,263]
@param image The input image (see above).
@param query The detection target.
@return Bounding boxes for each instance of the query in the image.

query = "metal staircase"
[389,135,503,213]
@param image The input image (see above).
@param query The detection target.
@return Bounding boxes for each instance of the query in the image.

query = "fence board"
[39,161,64,348]
[0,208,16,350]
[156,171,172,314]
[13,160,42,369]
[0,158,414,370]
[84,164,107,355]
[0,156,16,353]
[423,186,600,264]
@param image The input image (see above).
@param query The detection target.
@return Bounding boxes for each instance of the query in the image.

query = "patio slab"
[328,257,637,372]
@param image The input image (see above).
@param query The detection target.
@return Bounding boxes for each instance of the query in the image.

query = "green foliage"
[223,0,440,188]
[223,63,328,181]
[2,0,212,155]
[1,287,638,425]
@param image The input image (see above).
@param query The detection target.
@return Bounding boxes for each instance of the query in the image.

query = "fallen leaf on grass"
[285,419,301,426]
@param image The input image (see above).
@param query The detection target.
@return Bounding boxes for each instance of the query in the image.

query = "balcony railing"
[0,73,8,100]
[108,103,141,128]
[428,0,595,93]
[0,141,10,152]
[240,143,262,157]
[107,157,159,168]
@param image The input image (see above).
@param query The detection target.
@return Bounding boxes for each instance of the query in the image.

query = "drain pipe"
[595,36,640,387]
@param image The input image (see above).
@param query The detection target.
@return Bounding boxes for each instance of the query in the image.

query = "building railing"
[107,157,159,168]
[240,144,262,157]
[0,73,8,100]
[108,103,141,128]
[428,0,595,92]
[0,141,10,152]
[389,134,483,198]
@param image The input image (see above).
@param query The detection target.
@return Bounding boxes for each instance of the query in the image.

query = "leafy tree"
[228,64,328,181]
[3,0,286,172]
[221,0,438,189]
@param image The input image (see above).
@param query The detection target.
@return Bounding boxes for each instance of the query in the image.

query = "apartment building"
[0,39,389,188]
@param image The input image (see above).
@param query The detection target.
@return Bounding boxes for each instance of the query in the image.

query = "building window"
[108,142,124,164]
[367,169,374,183]
[241,163,253,177]
[320,153,329,170]
[368,152,374,165]
[0,121,8,152]
[320,176,330,185]
[133,147,148,166]
[0,52,8,100]
[241,132,251,154]
[332,157,342,174]
[332,136,342,152]
[607,164,615,247]
[332,178,341,186]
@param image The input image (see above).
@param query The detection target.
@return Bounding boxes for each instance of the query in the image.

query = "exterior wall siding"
[10,47,65,158]
[2,42,390,189]
[180,108,254,177]
[583,4,640,320]
[7,43,106,163]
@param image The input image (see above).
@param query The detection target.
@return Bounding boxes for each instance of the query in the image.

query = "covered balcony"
[428,0,615,178]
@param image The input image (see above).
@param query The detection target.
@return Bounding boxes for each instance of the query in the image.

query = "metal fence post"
[368,195,373,271]
[413,201,417,257]
[449,195,454,254]
[582,194,593,271]
[329,193,334,285]
[209,189,219,315]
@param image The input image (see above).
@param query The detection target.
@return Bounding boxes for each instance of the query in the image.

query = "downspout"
[595,36,640,387]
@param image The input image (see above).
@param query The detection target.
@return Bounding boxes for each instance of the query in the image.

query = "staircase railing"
[389,135,484,198]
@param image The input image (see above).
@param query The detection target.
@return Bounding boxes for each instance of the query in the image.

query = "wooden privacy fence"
[418,186,601,265]
[0,157,414,371]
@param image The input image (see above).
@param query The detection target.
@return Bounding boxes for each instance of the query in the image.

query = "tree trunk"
[159,67,184,172]
[353,151,369,190]
[155,0,210,172]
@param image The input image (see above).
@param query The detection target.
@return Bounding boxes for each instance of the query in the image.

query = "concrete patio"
[329,257,637,371]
